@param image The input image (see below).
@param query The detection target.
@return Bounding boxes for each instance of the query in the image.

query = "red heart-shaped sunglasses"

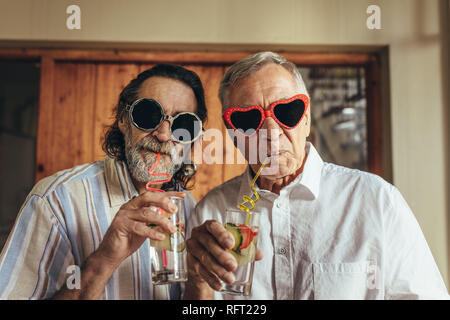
[223,94,309,136]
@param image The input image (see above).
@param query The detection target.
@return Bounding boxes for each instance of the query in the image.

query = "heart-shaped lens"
[273,99,305,128]
[131,99,164,130]
[229,108,262,135]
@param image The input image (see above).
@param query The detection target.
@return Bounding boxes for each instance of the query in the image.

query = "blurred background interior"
[0,0,449,290]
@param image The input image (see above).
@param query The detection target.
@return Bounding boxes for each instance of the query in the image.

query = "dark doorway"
[0,60,40,250]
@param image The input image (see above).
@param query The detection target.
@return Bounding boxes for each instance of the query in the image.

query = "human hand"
[95,191,185,268]
[186,220,263,291]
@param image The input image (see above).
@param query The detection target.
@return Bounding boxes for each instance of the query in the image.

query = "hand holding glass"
[221,208,259,296]
[150,196,187,285]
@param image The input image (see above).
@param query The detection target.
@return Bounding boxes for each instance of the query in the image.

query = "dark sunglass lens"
[230,109,262,135]
[171,113,202,142]
[132,99,163,130]
[273,99,305,128]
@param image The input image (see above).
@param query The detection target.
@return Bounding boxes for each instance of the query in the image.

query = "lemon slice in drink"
[150,225,186,252]
[230,242,256,266]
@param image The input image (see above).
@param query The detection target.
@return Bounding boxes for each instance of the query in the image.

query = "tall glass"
[221,208,259,296]
[150,196,187,285]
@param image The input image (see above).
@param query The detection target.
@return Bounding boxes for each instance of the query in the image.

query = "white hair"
[218,51,309,110]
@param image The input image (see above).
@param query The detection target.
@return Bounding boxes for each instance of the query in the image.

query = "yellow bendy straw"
[238,158,269,225]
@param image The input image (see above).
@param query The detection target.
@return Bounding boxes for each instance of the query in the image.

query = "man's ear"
[118,114,126,134]
[305,108,311,138]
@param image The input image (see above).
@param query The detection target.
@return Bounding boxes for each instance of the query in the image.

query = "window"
[300,66,368,171]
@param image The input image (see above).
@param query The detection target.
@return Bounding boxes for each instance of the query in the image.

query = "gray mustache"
[137,137,175,155]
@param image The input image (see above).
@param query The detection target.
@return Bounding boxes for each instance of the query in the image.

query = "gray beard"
[123,125,183,184]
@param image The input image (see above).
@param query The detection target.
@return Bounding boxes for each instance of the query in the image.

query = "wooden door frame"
[0,48,390,182]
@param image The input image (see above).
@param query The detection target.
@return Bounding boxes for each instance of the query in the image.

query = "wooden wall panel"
[36,62,141,180]
[139,64,155,73]
[36,62,97,181]
[0,49,371,66]
[183,65,226,201]
[218,64,247,184]
[93,63,140,161]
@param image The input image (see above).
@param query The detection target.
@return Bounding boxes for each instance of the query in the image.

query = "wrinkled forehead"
[225,64,304,109]
[138,76,197,114]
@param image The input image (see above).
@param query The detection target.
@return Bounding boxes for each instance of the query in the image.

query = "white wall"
[0,0,448,288]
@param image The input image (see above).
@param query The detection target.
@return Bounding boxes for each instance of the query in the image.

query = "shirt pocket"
[312,261,370,300]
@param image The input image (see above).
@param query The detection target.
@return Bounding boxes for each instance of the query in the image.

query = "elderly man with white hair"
[184,51,449,300]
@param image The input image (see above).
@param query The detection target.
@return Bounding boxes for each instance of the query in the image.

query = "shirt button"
[276,203,281,209]
[278,247,287,255]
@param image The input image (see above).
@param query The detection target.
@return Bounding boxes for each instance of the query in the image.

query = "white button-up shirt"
[188,143,449,299]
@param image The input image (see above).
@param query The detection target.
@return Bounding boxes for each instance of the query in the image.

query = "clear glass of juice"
[221,208,259,296]
[149,196,187,285]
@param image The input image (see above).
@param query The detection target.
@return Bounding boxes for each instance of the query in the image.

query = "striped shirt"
[0,157,196,300]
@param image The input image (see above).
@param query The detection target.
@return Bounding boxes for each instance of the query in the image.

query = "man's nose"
[260,116,283,139]
[152,120,172,142]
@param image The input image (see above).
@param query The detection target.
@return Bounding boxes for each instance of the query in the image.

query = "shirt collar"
[299,142,323,199]
[237,142,323,204]
[104,156,139,208]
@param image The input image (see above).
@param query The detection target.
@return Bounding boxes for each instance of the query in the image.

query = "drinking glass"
[221,208,259,296]
[150,196,187,285]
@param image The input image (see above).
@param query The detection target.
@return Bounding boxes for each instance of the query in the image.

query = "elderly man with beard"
[184,52,449,300]
[0,64,206,300]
